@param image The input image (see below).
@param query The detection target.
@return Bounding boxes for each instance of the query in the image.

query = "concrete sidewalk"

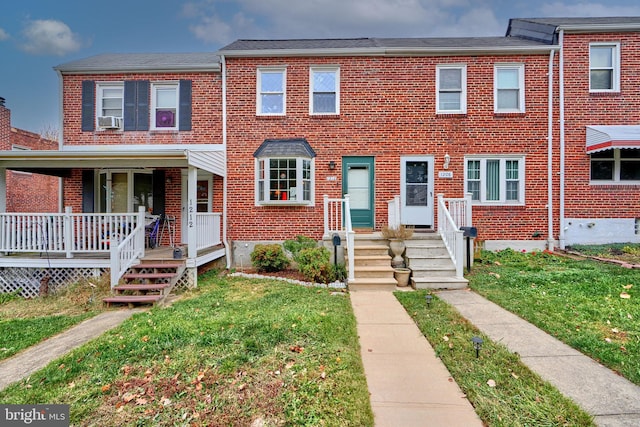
[438,290,640,427]
[350,290,483,427]
[0,309,140,391]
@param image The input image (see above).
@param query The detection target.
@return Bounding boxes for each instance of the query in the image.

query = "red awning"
[586,125,640,154]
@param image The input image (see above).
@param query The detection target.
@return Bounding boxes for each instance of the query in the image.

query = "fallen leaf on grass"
[623,284,633,289]
[135,397,148,405]
[620,293,631,299]
[487,379,496,387]
[141,335,149,342]
[511,372,519,379]
[605,338,612,343]
[489,272,501,279]
[443,335,450,342]
[289,345,304,353]
[101,384,111,393]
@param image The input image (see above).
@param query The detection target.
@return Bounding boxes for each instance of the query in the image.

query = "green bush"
[250,244,289,272]
[283,235,318,259]
[296,246,345,283]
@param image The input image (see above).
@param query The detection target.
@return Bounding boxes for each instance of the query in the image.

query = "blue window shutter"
[81,80,95,131]
[179,79,192,131]
[136,80,149,131]
[123,80,137,131]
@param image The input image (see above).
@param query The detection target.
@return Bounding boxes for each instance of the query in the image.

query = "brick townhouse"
[0,17,639,293]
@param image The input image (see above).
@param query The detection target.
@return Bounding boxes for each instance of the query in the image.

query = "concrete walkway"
[438,290,640,427]
[350,290,483,427]
[0,309,140,391]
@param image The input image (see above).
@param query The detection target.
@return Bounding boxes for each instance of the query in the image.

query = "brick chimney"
[0,97,11,150]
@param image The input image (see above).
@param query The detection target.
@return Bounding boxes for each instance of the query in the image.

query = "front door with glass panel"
[99,170,153,213]
[342,156,374,228]
[400,156,434,227]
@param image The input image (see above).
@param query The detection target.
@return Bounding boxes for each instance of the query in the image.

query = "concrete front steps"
[103,260,186,307]
[405,233,468,290]
[347,234,398,291]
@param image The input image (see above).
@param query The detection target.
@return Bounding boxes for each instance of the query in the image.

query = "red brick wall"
[61,72,222,145]
[0,105,59,213]
[561,33,640,220]
[225,54,555,242]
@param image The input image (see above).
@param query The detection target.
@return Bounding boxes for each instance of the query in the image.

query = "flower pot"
[388,239,406,268]
[394,268,411,287]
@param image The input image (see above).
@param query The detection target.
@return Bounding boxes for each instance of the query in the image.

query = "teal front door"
[342,156,374,228]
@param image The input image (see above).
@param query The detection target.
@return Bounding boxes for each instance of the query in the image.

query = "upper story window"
[257,68,286,115]
[591,149,640,183]
[494,64,525,113]
[590,43,620,92]
[310,66,339,115]
[465,156,525,205]
[82,79,192,132]
[436,64,467,114]
[152,83,179,130]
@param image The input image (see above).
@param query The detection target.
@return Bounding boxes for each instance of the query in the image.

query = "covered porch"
[0,145,227,296]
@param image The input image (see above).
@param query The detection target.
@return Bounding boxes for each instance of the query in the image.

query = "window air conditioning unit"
[98,116,122,129]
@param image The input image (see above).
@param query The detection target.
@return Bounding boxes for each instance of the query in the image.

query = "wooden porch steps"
[103,260,186,307]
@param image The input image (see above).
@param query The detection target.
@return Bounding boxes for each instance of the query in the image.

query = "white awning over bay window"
[586,125,640,154]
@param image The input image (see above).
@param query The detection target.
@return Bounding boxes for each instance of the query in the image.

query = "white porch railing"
[387,195,401,229]
[323,194,355,282]
[196,212,222,251]
[110,208,146,287]
[437,193,472,278]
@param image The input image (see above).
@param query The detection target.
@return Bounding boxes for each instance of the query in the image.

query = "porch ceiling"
[0,145,226,177]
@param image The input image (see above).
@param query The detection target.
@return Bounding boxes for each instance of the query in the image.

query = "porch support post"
[0,167,6,212]
[64,206,73,258]
[186,166,198,268]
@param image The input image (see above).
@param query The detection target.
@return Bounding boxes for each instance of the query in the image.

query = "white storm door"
[400,156,434,227]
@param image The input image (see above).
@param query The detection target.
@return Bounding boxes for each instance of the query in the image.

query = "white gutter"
[558,30,566,249]
[547,48,555,251]
[220,54,232,269]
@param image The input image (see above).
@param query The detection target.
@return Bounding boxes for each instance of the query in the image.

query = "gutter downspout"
[220,54,232,269]
[56,69,64,212]
[558,30,566,249]
[547,48,555,251]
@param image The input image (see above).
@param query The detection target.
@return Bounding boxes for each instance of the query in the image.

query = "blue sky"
[2,0,640,134]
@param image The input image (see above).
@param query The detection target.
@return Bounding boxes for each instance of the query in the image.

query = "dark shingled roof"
[511,17,640,27]
[220,36,547,53]
[55,53,221,73]
[253,138,316,158]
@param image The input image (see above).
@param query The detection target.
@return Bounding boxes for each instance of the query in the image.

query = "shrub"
[250,244,289,272]
[296,247,332,283]
[283,235,318,259]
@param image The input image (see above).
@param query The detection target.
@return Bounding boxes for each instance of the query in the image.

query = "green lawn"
[0,272,373,426]
[469,249,640,386]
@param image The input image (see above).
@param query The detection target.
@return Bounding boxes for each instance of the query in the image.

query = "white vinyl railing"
[110,208,146,288]
[437,193,473,278]
[196,212,222,250]
[387,195,401,229]
[323,194,355,281]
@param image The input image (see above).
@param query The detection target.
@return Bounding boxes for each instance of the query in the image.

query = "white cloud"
[539,2,640,17]
[0,28,9,41]
[185,0,506,44]
[20,19,83,56]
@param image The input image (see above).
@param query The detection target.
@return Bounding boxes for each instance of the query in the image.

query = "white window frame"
[309,66,340,115]
[255,157,315,206]
[494,64,525,113]
[257,67,286,116]
[464,156,525,205]
[96,82,124,122]
[151,82,179,130]
[590,149,640,184]
[436,64,467,114]
[589,42,620,93]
